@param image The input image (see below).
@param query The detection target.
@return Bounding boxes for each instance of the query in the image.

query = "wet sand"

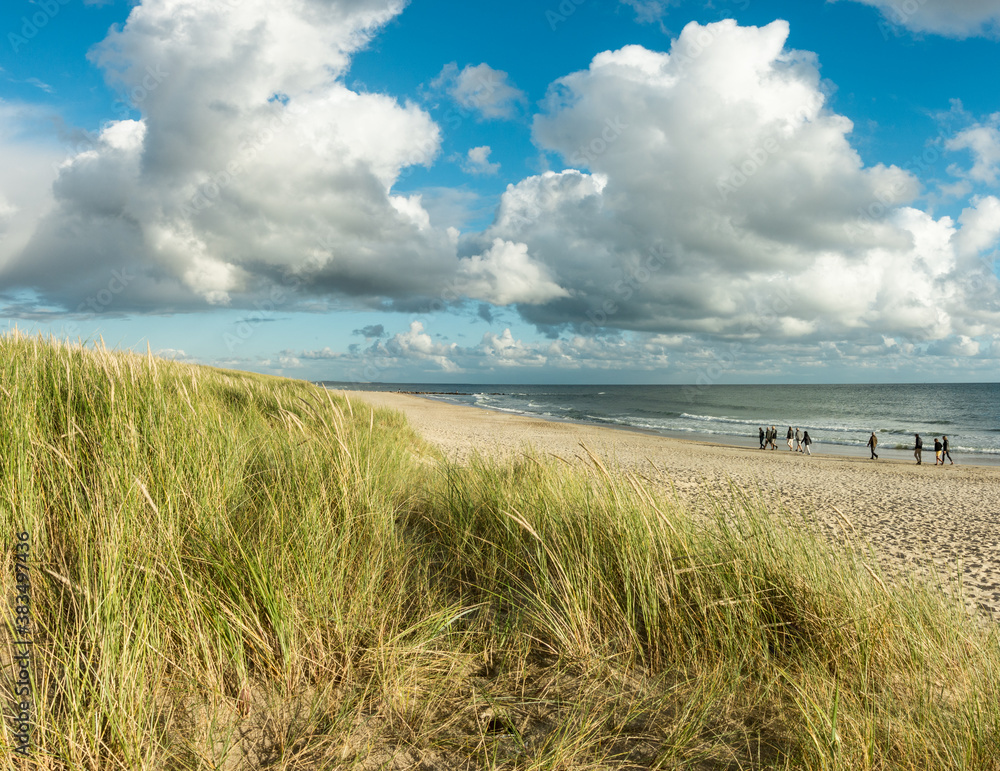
[344,390,1000,619]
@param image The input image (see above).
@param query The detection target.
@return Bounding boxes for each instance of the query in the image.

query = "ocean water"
[321,382,1000,465]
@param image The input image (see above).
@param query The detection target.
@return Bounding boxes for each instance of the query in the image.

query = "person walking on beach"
[786,426,794,451]
[867,431,878,460]
[943,435,954,464]
[759,427,765,449]
[802,431,812,455]
[914,433,923,464]
[795,428,802,452]
[770,426,778,450]
[934,437,943,465]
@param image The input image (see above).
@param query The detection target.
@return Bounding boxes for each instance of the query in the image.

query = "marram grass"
[1,333,999,769]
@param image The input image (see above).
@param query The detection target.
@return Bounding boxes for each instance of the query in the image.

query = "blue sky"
[3,0,1000,383]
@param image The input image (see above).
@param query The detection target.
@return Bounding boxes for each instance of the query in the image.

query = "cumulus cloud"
[456,238,569,306]
[946,115,1000,185]
[462,145,500,175]
[300,324,673,377]
[844,0,1000,38]
[2,0,459,313]
[433,62,526,120]
[5,7,1000,374]
[449,19,1000,354]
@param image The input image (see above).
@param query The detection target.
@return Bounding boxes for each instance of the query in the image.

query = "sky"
[2,0,1000,384]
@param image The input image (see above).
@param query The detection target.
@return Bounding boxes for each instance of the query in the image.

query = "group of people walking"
[867,432,954,465]
[759,425,812,454]
[911,433,953,465]
[757,427,957,465]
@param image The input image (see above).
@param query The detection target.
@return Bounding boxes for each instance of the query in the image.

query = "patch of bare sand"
[343,390,1000,619]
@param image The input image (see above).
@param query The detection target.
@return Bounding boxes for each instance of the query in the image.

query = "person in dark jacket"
[867,431,878,459]
[759,427,765,449]
[934,437,943,465]
[802,431,812,455]
[942,435,954,464]
[914,433,923,465]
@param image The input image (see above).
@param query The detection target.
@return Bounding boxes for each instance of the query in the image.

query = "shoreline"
[340,389,1000,620]
[382,389,1000,469]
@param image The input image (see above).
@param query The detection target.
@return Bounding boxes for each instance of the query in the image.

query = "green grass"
[2,333,999,769]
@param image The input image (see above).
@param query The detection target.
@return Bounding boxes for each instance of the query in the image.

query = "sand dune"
[345,390,1000,620]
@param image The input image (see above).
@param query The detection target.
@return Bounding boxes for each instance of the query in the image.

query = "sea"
[320,382,1000,466]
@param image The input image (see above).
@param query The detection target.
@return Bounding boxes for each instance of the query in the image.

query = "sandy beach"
[345,390,1000,619]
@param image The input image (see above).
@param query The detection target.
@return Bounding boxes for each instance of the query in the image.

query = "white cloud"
[619,0,675,25]
[946,116,1000,185]
[843,0,1000,38]
[456,238,569,306]
[2,0,458,313]
[462,145,500,175]
[450,19,1000,352]
[433,62,526,120]
[301,325,673,376]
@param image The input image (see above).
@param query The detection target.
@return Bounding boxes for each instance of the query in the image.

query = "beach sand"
[344,390,1000,619]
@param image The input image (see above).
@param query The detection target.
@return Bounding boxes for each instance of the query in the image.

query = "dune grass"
[1,332,999,769]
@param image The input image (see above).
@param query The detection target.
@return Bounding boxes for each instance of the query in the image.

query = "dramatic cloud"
[452,19,1000,354]
[4,5,1000,374]
[1,0,460,313]
[432,62,526,120]
[845,0,1000,38]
